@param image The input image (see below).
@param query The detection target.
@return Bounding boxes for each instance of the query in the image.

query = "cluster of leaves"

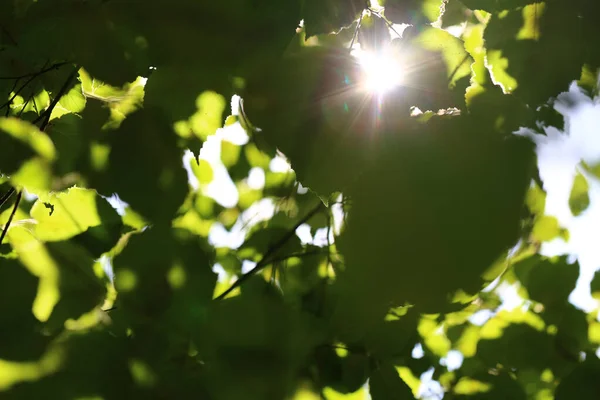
[1,0,600,399]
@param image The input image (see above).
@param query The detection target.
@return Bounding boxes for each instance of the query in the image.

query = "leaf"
[335,115,535,313]
[531,215,561,242]
[44,240,107,330]
[460,0,532,12]
[568,170,590,216]
[199,291,315,400]
[369,363,415,400]
[220,140,241,169]
[383,0,442,25]
[555,357,600,400]
[0,258,49,361]
[144,67,230,124]
[91,108,188,223]
[50,84,86,120]
[484,2,586,105]
[31,187,120,242]
[515,255,579,308]
[302,0,365,37]
[191,159,214,185]
[477,323,554,370]
[590,269,600,300]
[0,117,56,191]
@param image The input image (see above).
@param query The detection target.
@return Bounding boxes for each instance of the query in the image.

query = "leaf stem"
[215,201,326,300]
[0,187,15,209]
[0,62,69,80]
[0,190,22,246]
[34,65,80,130]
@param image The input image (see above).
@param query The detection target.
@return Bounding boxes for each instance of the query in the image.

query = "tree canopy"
[1,0,600,399]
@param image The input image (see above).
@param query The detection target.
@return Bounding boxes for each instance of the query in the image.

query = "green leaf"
[31,187,119,242]
[302,0,365,37]
[555,357,600,399]
[335,115,535,313]
[50,84,86,120]
[383,0,442,25]
[460,0,532,12]
[531,215,561,242]
[515,255,579,308]
[0,117,56,191]
[477,323,554,370]
[44,240,107,330]
[484,2,586,105]
[91,108,188,223]
[0,257,49,361]
[369,363,414,400]
[590,269,600,300]
[568,170,590,216]
[191,159,214,185]
[220,140,241,169]
[144,67,230,124]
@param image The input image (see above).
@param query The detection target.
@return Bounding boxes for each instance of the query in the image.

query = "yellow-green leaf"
[569,170,590,216]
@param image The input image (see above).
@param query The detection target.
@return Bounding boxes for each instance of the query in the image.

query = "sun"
[353,47,404,95]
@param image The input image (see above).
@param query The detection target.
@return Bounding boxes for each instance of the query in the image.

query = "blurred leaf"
[335,115,535,315]
[515,255,579,308]
[31,188,121,249]
[0,257,49,361]
[568,170,590,216]
[590,269,600,300]
[369,363,414,399]
[50,84,86,120]
[303,0,365,37]
[460,0,532,12]
[192,159,214,186]
[220,140,241,169]
[484,2,586,105]
[92,108,188,223]
[555,357,600,399]
[532,215,560,242]
[384,0,441,25]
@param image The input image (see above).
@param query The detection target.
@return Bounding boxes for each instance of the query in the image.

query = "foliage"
[1,0,599,399]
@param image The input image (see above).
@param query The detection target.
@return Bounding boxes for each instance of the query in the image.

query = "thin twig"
[447,53,470,85]
[0,190,22,245]
[265,249,328,265]
[34,65,80,130]
[0,62,69,80]
[17,94,32,117]
[216,201,326,300]
[369,8,404,40]
[349,12,364,50]
[0,187,15,209]
[0,73,41,112]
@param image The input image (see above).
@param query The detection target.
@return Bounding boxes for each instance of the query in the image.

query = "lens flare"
[353,48,404,95]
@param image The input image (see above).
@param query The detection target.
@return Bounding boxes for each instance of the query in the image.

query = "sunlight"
[353,47,404,95]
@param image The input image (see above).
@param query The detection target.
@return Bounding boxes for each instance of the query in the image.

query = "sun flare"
[353,48,404,95]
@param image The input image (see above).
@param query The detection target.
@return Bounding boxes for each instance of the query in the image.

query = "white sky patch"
[296,223,313,245]
[105,193,128,216]
[313,227,332,247]
[270,154,292,172]
[241,260,257,274]
[468,309,494,326]
[440,350,464,372]
[247,167,265,190]
[411,343,424,359]
[208,198,276,249]
[532,84,600,312]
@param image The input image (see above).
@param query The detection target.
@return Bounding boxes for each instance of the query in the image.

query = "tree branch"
[0,190,22,246]
[0,62,69,80]
[215,201,326,300]
[34,65,80,130]
[0,187,15,209]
